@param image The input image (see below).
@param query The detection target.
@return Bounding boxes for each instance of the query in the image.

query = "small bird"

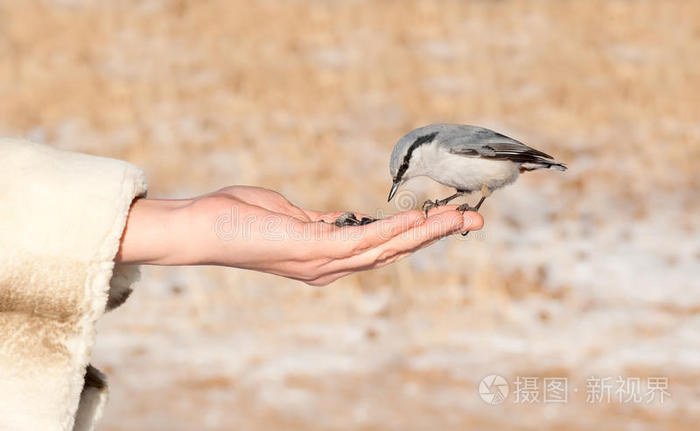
[387,124,566,229]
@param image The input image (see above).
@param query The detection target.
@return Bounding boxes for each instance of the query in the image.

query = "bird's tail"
[520,161,567,172]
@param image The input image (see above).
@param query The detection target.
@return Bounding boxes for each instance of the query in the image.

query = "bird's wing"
[447,128,555,164]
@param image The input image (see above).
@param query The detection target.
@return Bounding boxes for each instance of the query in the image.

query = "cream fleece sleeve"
[0,139,148,431]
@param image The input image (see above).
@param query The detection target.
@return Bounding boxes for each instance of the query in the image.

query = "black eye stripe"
[394,132,438,183]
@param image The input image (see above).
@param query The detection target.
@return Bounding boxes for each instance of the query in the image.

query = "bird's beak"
[387,182,400,202]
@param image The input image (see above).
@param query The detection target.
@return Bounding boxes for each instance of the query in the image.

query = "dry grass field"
[1,0,699,430]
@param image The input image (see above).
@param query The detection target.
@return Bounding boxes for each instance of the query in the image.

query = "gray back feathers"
[390,124,566,182]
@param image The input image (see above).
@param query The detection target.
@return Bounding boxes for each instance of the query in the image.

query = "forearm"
[115,198,197,265]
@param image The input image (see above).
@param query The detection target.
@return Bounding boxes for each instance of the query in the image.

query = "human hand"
[116,186,483,285]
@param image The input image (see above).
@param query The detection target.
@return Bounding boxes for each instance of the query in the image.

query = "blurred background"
[1,0,699,429]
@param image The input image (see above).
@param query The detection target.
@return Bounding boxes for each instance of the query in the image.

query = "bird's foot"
[456,203,477,213]
[421,200,440,217]
[456,203,479,237]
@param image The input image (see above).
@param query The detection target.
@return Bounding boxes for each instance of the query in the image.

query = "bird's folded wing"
[448,133,555,164]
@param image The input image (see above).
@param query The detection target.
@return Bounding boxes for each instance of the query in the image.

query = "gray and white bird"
[387,124,566,217]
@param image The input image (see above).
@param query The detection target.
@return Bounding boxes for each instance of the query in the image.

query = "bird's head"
[387,125,442,201]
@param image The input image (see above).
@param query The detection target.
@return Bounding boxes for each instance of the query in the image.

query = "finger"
[306,270,353,286]
[341,210,427,253]
[287,210,425,261]
[320,210,465,273]
[301,210,425,259]
[421,205,484,233]
[460,211,483,232]
[310,211,483,280]
[365,210,466,262]
[425,204,460,217]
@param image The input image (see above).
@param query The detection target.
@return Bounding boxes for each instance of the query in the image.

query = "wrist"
[182,193,246,266]
[116,197,194,265]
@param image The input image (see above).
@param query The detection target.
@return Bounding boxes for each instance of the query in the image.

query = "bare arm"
[115,186,483,286]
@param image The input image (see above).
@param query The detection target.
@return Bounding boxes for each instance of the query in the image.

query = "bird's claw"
[421,200,439,216]
[456,204,479,237]
[456,203,477,213]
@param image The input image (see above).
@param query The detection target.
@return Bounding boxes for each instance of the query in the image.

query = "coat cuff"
[0,139,148,431]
